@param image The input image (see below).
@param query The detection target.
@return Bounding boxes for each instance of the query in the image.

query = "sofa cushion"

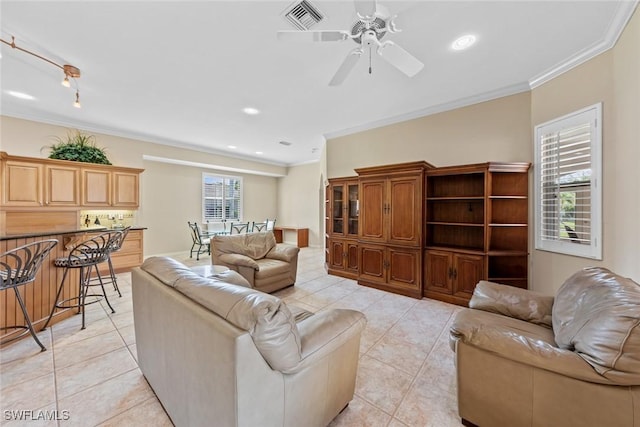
[140,257,302,371]
[553,267,640,379]
[212,232,276,260]
[470,280,554,327]
[255,258,292,279]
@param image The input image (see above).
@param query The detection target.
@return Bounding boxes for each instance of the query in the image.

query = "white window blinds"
[534,103,602,259]
[203,174,242,222]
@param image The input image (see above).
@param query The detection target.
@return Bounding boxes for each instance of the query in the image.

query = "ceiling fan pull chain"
[369,46,372,74]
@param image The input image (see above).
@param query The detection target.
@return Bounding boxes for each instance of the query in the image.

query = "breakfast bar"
[0,226,145,344]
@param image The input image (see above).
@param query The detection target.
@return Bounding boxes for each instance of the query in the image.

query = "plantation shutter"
[534,103,601,260]
[540,122,592,243]
[203,175,242,222]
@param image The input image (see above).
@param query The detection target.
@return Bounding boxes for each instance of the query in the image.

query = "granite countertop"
[0,226,147,241]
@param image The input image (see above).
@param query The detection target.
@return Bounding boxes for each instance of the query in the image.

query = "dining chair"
[266,218,276,231]
[0,239,58,351]
[188,221,211,260]
[252,221,267,232]
[230,222,250,234]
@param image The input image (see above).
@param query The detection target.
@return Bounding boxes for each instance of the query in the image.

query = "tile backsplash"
[80,210,136,229]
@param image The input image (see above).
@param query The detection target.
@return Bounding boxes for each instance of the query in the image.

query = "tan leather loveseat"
[211,231,299,293]
[132,256,366,427]
[450,267,640,427]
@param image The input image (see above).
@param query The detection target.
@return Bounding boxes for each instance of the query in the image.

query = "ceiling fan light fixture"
[61,76,70,87]
[73,90,81,108]
[451,34,477,51]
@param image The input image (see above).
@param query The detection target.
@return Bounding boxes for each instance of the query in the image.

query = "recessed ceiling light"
[228,145,237,149]
[242,107,260,115]
[256,151,263,155]
[6,90,35,100]
[451,34,477,51]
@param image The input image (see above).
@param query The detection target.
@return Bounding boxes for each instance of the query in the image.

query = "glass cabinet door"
[347,183,359,235]
[332,184,344,234]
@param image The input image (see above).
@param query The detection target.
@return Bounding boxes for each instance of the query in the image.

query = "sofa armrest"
[281,309,366,375]
[266,243,300,263]
[218,253,259,270]
[470,280,554,327]
[452,322,624,385]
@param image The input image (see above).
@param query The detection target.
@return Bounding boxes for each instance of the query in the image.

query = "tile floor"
[0,248,464,426]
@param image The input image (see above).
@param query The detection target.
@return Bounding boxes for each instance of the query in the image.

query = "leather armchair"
[450,267,640,427]
[211,231,299,293]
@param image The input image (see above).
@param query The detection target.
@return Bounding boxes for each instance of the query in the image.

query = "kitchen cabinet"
[81,168,140,207]
[46,164,80,206]
[1,152,142,210]
[94,228,144,274]
[2,158,43,207]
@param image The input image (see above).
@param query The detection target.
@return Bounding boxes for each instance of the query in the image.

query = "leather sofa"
[132,256,366,427]
[450,267,640,427]
[211,231,299,293]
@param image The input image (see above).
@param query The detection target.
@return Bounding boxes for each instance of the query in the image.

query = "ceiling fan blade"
[277,30,350,42]
[354,0,377,20]
[377,41,424,77]
[329,48,363,86]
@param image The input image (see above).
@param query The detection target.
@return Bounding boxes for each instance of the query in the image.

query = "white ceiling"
[1,1,637,167]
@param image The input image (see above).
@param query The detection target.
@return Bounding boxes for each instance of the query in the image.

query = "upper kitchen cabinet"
[81,167,142,207]
[0,152,143,209]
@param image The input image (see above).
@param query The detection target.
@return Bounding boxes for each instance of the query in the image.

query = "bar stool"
[0,239,58,352]
[42,231,121,330]
[100,226,130,297]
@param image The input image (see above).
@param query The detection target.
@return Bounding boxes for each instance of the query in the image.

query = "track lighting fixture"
[0,35,83,108]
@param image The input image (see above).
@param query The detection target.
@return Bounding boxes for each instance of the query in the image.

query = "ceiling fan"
[277,0,424,86]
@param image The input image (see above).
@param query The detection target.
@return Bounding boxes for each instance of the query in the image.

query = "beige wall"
[327,91,532,178]
[276,162,323,247]
[530,8,640,295]
[1,116,282,255]
[325,7,640,294]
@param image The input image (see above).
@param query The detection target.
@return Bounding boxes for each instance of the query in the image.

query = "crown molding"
[1,110,293,168]
[324,82,531,140]
[529,0,639,88]
[142,155,286,178]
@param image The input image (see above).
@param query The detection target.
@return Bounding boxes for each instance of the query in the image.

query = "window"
[534,103,602,259]
[202,173,243,222]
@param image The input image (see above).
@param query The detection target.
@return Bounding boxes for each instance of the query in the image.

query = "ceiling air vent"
[283,0,324,31]
[279,140,293,146]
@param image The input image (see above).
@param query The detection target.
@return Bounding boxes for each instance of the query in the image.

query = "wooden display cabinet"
[356,161,433,298]
[326,177,359,279]
[424,162,530,305]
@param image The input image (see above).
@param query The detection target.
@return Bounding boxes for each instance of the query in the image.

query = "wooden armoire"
[354,161,434,298]
[326,160,530,306]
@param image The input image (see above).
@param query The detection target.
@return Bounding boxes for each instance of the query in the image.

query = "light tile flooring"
[0,248,463,426]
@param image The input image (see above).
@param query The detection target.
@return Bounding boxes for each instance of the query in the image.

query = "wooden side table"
[273,226,309,248]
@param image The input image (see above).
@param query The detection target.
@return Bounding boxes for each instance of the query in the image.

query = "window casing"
[534,103,602,259]
[202,173,243,222]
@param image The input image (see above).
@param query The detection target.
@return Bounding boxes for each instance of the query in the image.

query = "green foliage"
[48,130,112,165]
